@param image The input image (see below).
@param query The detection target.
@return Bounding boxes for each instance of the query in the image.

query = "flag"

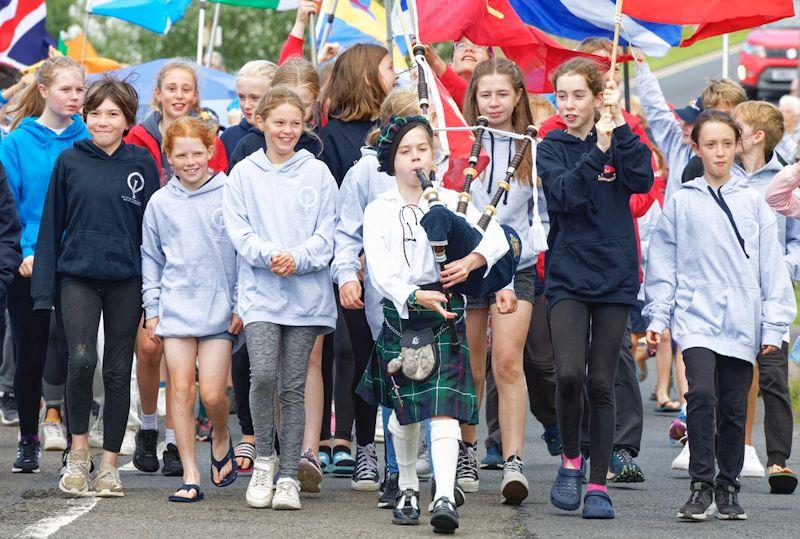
[208,0,298,9]
[414,0,611,93]
[621,0,796,47]
[89,0,192,34]
[509,0,681,57]
[0,0,54,69]
[62,34,124,73]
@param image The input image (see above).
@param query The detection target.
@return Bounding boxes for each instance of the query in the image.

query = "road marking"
[18,497,98,539]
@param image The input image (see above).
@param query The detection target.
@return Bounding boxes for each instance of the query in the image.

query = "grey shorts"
[198,331,236,343]
[465,265,537,309]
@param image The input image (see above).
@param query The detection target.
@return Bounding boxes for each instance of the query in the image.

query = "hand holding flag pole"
[608,0,624,114]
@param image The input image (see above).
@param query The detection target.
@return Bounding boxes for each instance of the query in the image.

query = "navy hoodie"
[31,140,159,311]
[537,123,653,306]
[0,163,22,295]
[320,117,375,186]
[220,117,250,159]
[227,123,323,173]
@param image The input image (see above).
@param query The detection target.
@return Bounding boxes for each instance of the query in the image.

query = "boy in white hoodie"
[644,110,796,522]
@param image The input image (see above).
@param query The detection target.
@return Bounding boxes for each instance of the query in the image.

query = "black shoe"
[12,438,40,473]
[133,429,159,472]
[607,448,645,483]
[161,442,184,476]
[715,484,747,520]
[392,488,420,525]
[542,424,562,456]
[431,497,459,534]
[677,482,716,521]
[429,477,465,511]
[379,472,400,508]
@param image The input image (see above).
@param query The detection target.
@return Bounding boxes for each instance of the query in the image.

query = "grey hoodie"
[644,174,796,363]
[224,148,337,331]
[141,173,238,338]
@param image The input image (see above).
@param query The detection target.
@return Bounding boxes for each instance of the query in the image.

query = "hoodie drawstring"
[486,134,513,206]
[707,186,750,259]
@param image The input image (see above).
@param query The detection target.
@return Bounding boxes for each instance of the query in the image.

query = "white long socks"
[430,418,461,503]
[388,412,420,492]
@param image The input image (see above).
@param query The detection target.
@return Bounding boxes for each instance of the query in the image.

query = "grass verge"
[647,30,750,72]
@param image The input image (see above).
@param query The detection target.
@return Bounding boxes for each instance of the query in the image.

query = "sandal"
[654,400,681,413]
[210,429,238,487]
[235,442,256,475]
[168,483,204,503]
[550,464,584,511]
[582,490,614,519]
[768,465,798,494]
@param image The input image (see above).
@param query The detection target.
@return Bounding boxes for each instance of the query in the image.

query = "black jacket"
[227,124,323,173]
[319,117,375,186]
[537,123,653,307]
[0,162,21,295]
[31,140,159,310]
[220,117,250,159]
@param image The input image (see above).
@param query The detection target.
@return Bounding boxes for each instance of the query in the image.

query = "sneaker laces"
[275,480,297,497]
[251,467,273,489]
[355,444,378,480]
[18,439,38,462]
[616,448,634,465]
[457,444,478,480]
[97,466,120,485]
[66,456,90,477]
[503,456,523,475]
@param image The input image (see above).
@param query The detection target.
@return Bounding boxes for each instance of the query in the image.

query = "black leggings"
[549,299,630,485]
[43,307,69,410]
[9,274,51,437]
[335,304,377,445]
[60,278,141,453]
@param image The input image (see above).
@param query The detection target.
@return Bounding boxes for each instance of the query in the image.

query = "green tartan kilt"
[356,293,478,426]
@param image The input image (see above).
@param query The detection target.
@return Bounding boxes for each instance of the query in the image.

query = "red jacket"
[279,34,304,65]
[440,65,469,110]
[125,125,228,184]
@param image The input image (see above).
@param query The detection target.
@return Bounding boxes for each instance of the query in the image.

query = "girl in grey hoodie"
[224,87,337,510]
[141,118,241,502]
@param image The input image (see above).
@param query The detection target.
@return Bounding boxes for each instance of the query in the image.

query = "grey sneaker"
[59,449,92,495]
[92,462,124,497]
[0,393,19,425]
[456,442,479,493]
[500,455,529,505]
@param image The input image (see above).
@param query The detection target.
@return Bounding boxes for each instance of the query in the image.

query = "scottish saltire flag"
[0,0,54,68]
[208,0,298,10]
[89,0,192,34]
[509,0,682,57]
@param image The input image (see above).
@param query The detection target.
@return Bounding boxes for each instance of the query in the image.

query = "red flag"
[416,0,612,93]
[621,0,795,47]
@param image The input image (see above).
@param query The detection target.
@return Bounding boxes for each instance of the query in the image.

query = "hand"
[413,290,456,319]
[228,314,243,335]
[417,41,447,77]
[357,254,366,282]
[602,80,624,125]
[339,281,364,309]
[494,289,517,314]
[145,317,161,344]
[290,0,320,37]
[317,43,341,64]
[646,330,662,354]
[270,252,296,276]
[761,344,779,355]
[441,252,486,289]
[630,47,646,65]
[595,110,614,153]
[18,255,33,277]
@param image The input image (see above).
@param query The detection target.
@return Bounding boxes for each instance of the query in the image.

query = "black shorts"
[629,299,649,333]
[465,266,537,309]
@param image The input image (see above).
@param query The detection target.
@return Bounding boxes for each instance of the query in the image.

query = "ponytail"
[8,56,84,131]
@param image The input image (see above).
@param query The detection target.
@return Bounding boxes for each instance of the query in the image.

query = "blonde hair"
[9,56,84,130]
[162,116,216,157]
[271,58,321,123]
[732,100,785,154]
[322,43,389,122]
[701,78,747,111]
[236,60,277,84]
[253,86,306,123]
[527,93,556,126]
[151,59,199,113]
[366,87,420,147]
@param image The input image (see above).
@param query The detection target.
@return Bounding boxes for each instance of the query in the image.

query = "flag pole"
[385,0,393,62]
[197,0,207,64]
[722,33,730,78]
[81,0,92,67]
[607,0,624,113]
[318,0,339,52]
[393,0,414,65]
[309,11,319,68]
[205,3,222,67]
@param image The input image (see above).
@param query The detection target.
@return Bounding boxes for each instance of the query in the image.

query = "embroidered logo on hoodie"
[122,172,145,206]
[598,164,617,183]
[298,185,319,218]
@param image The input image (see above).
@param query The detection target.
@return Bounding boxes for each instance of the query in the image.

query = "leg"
[42,310,67,425]
[461,307,489,445]
[744,364,758,446]
[715,355,754,490]
[612,317,643,457]
[231,343,255,467]
[136,322,164,419]
[523,296,559,443]
[246,322,280,459]
[320,332,334,450]
[484,355,501,451]
[342,308,377,447]
[301,336,324,454]
[388,412,420,491]
[332,302,355,451]
[682,348,719,488]
[430,416,461,503]
[757,343,793,467]
[655,329,675,404]
[198,338,234,484]
[164,338,199,493]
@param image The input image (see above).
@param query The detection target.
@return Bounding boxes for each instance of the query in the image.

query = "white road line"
[18,497,98,539]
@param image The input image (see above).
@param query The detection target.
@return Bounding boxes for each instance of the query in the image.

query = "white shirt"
[363,183,510,318]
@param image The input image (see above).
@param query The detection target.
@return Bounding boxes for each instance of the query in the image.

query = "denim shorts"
[198,331,236,343]
[465,265,537,309]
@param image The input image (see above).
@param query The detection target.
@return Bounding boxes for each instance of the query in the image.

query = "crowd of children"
[0,5,798,533]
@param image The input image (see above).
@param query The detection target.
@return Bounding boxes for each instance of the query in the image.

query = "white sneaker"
[157,386,167,417]
[272,478,301,510]
[89,409,104,448]
[374,409,384,444]
[119,428,136,456]
[740,445,765,478]
[246,456,277,508]
[672,443,690,471]
[42,420,68,452]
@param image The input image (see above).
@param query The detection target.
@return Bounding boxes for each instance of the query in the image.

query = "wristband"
[408,290,417,307]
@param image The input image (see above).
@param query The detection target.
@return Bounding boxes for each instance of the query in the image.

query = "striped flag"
[208,0,298,9]
[0,0,54,69]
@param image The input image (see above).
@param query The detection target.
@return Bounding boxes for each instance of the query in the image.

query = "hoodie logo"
[597,164,616,183]
[122,172,145,206]
[210,207,227,237]
[297,186,319,218]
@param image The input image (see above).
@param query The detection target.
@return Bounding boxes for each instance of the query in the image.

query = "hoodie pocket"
[59,230,136,279]
[548,237,637,297]
[677,286,758,345]
[159,289,233,336]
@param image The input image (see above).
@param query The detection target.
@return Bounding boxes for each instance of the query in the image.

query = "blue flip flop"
[210,429,238,487]
[582,490,614,519]
[168,483,204,502]
[550,465,584,511]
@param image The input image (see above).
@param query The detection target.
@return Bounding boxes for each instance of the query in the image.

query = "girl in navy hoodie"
[537,58,653,519]
[220,60,276,159]
[31,76,158,496]
[0,56,89,475]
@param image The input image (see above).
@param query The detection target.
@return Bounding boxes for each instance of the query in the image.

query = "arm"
[758,202,797,347]
[222,169,280,269]
[765,163,800,218]
[440,66,468,110]
[537,139,605,214]
[0,166,21,294]
[278,0,317,64]
[290,171,336,274]
[141,158,159,211]
[279,35,305,65]
[0,139,27,256]
[643,200,679,335]
[612,123,654,194]
[140,203,165,321]
[331,163,370,286]
[30,161,66,311]
[784,217,800,281]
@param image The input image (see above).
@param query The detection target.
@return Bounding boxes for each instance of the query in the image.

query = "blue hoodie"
[224,148,337,331]
[644,174,796,363]
[141,173,238,338]
[0,116,89,257]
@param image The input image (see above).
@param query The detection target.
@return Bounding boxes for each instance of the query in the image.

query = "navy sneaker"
[161,442,183,476]
[430,497,459,533]
[480,444,503,470]
[12,438,40,473]
[542,424,562,456]
[392,489,420,525]
[133,429,159,472]
[607,448,645,483]
[378,472,400,508]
